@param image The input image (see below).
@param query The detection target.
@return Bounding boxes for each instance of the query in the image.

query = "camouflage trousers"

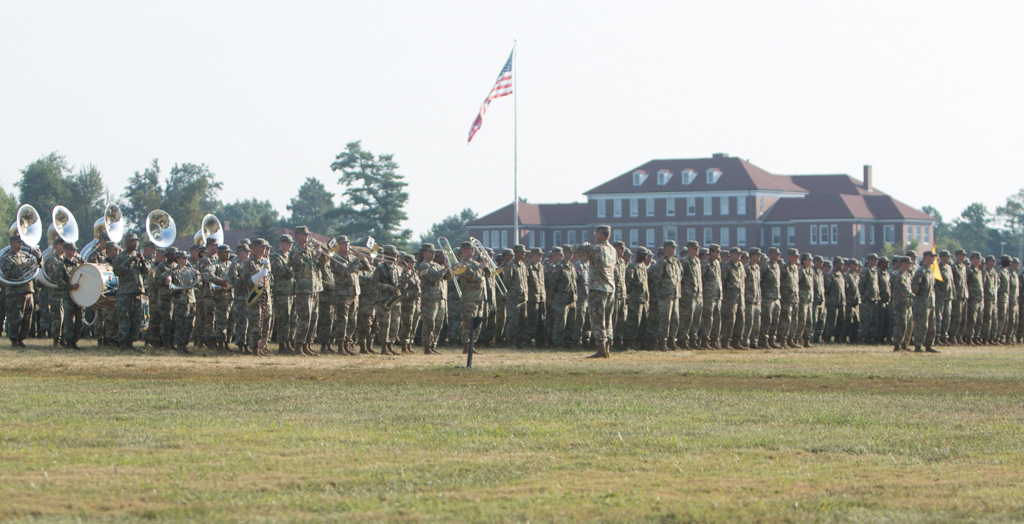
[743,299,761,346]
[796,301,813,341]
[950,298,967,340]
[232,300,249,345]
[585,290,613,344]
[996,298,1008,340]
[505,299,526,346]
[824,305,845,342]
[935,298,952,341]
[355,299,377,342]
[646,296,659,343]
[612,296,627,343]
[858,300,878,341]
[247,301,272,350]
[719,296,743,343]
[912,303,935,348]
[874,303,889,343]
[50,294,65,342]
[273,294,294,344]
[316,294,336,344]
[398,300,420,344]
[844,304,860,342]
[777,300,797,342]
[981,298,995,340]
[446,298,461,344]
[116,294,145,344]
[698,297,721,343]
[460,299,484,344]
[375,304,401,343]
[293,293,319,345]
[966,299,984,339]
[550,299,574,346]
[172,301,195,347]
[5,293,32,341]
[145,296,161,345]
[205,297,232,343]
[494,299,506,343]
[38,292,50,338]
[420,298,446,348]
[61,296,83,344]
[623,300,648,343]
[191,298,206,343]
[332,295,358,344]
[157,301,174,346]
[1005,300,1018,339]
[657,297,679,343]
[760,299,781,343]
[892,303,912,347]
[525,301,544,344]
[678,295,702,344]
[573,298,589,344]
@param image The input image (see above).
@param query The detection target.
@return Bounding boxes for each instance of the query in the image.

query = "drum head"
[70,263,115,308]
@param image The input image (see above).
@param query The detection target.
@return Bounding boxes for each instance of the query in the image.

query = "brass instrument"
[470,237,507,295]
[307,236,359,267]
[146,209,177,248]
[436,237,463,298]
[36,205,80,289]
[193,214,223,246]
[0,204,43,286]
[246,256,270,307]
[80,202,124,263]
[349,236,379,258]
[168,261,201,291]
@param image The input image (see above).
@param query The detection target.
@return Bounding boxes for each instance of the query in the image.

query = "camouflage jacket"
[997,267,1010,302]
[550,260,577,306]
[936,262,955,301]
[372,261,402,305]
[417,260,451,302]
[624,261,647,304]
[457,257,489,302]
[526,261,546,303]
[760,261,781,301]
[502,259,529,304]
[113,250,150,296]
[966,265,984,301]
[270,250,294,295]
[1008,268,1019,306]
[154,260,177,305]
[169,265,197,304]
[798,265,814,304]
[824,270,846,307]
[48,254,83,298]
[649,256,681,299]
[878,268,891,304]
[951,260,969,300]
[911,265,935,307]
[892,270,914,307]
[288,242,326,295]
[331,253,369,297]
[202,259,232,299]
[744,261,761,304]
[779,262,799,303]
[228,259,249,301]
[396,267,421,305]
[574,260,590,302]
[680,255,702,300]
[844,271,860,307]
[242,257,272,304]
[614,258,627,299]
[360,271,378,305]
[720,259,745,304]
[813,267,825,305]
[859,266,879,301]
[701,258,722,300]
[573,242,616,294]
[983,266,998,301]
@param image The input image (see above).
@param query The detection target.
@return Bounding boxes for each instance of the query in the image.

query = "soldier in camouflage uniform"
[950,249,969,344]
[243,239,273,355]
[166,251,197,353]
[330,236,369,355]
[493,249,513,345]
[982,255,998,344]
[142,246,166,347]
[573,250,590,347]
[823,256,846,343]
[857,254,880,344]
[456,241,491,353]
[98,242,121,347]
[934,250,955,345]
[289,226,326,355]
[743,248,762,348]
[356,259,379,354]
[112,233,150,352]
[228,243,251,352]
[623,246,649,350]
[719,247,746,350]
[844,259,862,344]
[876,257,892,345]
[811,255,826,343]
[611,241,628,350]
[50,241,84,349]
[271,234,296,353]
[43,241,66,346]
[3,236,38,346]
[644,249,660,348]
[797,252,815,347]
[911,250,939,352]
[776,248,800,348]
[397,254,422,354]
[315,260,337,353]
[759,247,782,349]
[573,225,617,358]
[548,246,578,348]
[964,252,985,345]
[371,245,403,355]
[650,240,682,351]
[890,257,913,351]
[417,244,451,354]
[678,240,702,349]
[193,238,218,346]
[996,254,1011,344]
[1007,258,1020,343]
[152,247,177,349]
[201,244,234,350]
[525,247,546,347]
[503,245,529,349]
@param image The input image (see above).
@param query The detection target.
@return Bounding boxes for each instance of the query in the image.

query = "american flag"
[467,49,514,143]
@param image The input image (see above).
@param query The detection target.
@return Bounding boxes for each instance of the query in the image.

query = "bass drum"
[70,263,118,308]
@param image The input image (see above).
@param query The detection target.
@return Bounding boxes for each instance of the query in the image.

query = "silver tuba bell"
[80,202,125,263]
[146,209,177,248]
[0,204,43,286]
[35,205,80,289]
[193,213,223,246]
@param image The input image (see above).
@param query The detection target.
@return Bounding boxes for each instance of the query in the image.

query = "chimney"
[223,220,230,231]
[863,165,873,192]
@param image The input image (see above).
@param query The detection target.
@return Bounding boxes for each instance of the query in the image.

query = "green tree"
[162,163,222,239]
[65,164,108,245]
[222,198,279,230]
[254,210,279,242]
[286,177,337,235]
[995,189,1024,260]
[121,159,164,233]
[0,185,18,245]
[419,208,477,247]
[16,152,73,228]
[330,141,411,246]
[950,202,1001,255]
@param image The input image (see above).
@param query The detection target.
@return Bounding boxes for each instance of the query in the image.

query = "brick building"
[468,153,935,257]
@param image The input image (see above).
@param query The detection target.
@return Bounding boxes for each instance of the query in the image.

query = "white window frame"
[612,229,622,243]
[859,225,865,245]
[528,231,535,249]
[907,225,913,242]
[884,225,895,245]
[830,225,839,244]
[703,196,713,216]
[665,226,677,242]
[681,169,696,185]
[581,230,587,243]
[772,227,782,246]
[810,225,818,245]
[686,228,696,242]
[645,197,655,217]
[737,227,746,246]
[629,229,638,248]
[613,199,622,218]
[657,170,672,185]
[703,227,713,246]
[632,171,648,186]
[923,225,930,244]
[629,198,638,217]
[706,168,722,184]
[787,226,796,245]
[597,199,606,218]
[483,231,490,247]
[492,230,500,248]
[646,228,655,247]
[720,196,729,215]
[567,230,576,244]
[736,197,746,216]
[553,231,561,247]
[501,230,508,249]
[869,225,875,245]
[540,231,546,248]
[915,225,922,243]
[819,225,829,245]
[759,196,764,214]
[686,197,695,216]
[666,198,676,217]
[720,227,730,247]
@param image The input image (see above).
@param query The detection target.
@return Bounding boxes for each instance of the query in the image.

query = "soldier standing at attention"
[743,248,762,348]
[315,255,338,354]
[611,241,628,351]
[202,244,234,351]
[698,244,723,350]
[935,250,955,345]
[677,240,703,350]
[167,251,197,354]
[797,252,815,348]
[996,254,1011,344]
[493,249,512,346]
[113,233,150,352]
[243,239,273,356]
[623,246,649,350]
[719,247,746,350]
[811,255,826,343]
[271,234,296,354]
[457,241,491,354]
[759,247,782,349]
[858,254,880,344]
[288,226,326,355]
[950,249,969,344]
[776,248,800,348]
[982,255,998,344]
[357,259,380,354]
[573,248,590,348]
[502,245,530,349]
[890,257,914,351]
[371,245,402,356]
[100,242,121,348]
[548,246,578,349]
[153,247,177,349]
[396,254,422,354]
[911,250,939,353]
[964,252,985,345]
[330,236,368,356]
[1005,257,1020,344]
[844,259,862,344]
[523,248,543,346]
[650,240,682,351]
[573,225,617,359]
[823,256,846,343]
[43,241,67,347]
[417,243,451,354]
[876,257,892,345]
[228,243,251,353]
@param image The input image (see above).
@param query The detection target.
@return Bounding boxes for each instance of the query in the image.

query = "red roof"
[469,202,589,227]
[585,155,808,195]
[762,194,934,221]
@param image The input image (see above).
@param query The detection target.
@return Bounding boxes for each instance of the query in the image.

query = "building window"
[528,231,535,249]
[759,196,764,214]
[819,225,829,245]
[830,225,839,244]
[553,231,561,247]
[632,171,647,186]
[736,197,746,216]
[629,198,638,217]
[703,196,713,216]
[501,231,508,248]
[657,170,672,185]
[859,225,865,245]
[646,228,655,247]
[666,198,676,217]
[737,227,746,246]
[703,228,713,246]
[720,196,729,215]
[646,197,654,217]
[810,225,818,245]
[706,168,722,184]
[681,169,696,185]
[868,225,875,245]
[772,227,781,245]
[787,226,796,245]
[567,230,576,244]
[720,227,730,247]
[686,197,695,216]
[540,231,546,248]
[613,199,622,218]
[597,199,606,218]
[907,225,913,242]
[483,231,490,247]
[612,230,621,243]
[581,230,587,243]
[884,225,895,245]
[629,229,638,247]
[923,225,930,244]
[491,230,499,248]
[665,226,677,242]
[687,228,696,242]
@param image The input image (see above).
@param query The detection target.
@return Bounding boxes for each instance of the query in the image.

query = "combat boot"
[769,337,782,349]
[893,344,902,352]
[424,345,433,355]
[462,343,470,355]
[658,339,668,352]
[729,339,742,350]
[914,345,924,352]
[699,339,710,350]
[803,337,812,348]
[710,339,720,350]
[787,337,800,349]
[345,341,358,356]
[667,339,678,351]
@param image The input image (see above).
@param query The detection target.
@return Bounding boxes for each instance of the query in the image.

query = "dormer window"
[657,169,673,185]
[632,170,648,186]
[706,168,722,184]
[681,169,697,185]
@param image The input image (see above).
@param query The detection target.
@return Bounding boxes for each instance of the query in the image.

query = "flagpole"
[513,40,519,246]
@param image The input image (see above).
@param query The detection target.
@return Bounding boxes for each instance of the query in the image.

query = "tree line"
[0,141,481,251]
[923,192,1024,259]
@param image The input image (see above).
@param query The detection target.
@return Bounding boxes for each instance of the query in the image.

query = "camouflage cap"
[832,256,844,264]
[1000,254,1010,261]
[954,249,967,256]
[141,240,155,249]
[748,247,762,256]
[163,247,176,256]
[813,255,823,262]
[845,258,857,265]
[513,244,526,253]
[709,243,721,252]
[740,251,749,258]
[278,234,294,243]
[787,247,799,256]
[236,243,251,252]
[253,238,270,248]
[217,244,230,253]
[610,240,624,248]
[823,260,833,267]
[238,238,251,246]
[383,244,397,254]
[63,241,78,250]
[123,233,138,241]
[1013,257,1021,264]
[905,250,917,257]
[686,240,700,249]
[768,247,781,255]
[985,254,995,261]
[636,246,649,255]
[551,246,563,254]
[197,245,207,252]
[866,253,878,260]
[294,226,309,235]
[484,247,494,255]
[175,251,188,259]
[970,251,982,258]
[800,252,812,260]
[501,248,514,256]
[622,248,632,257]
[878,256,889,263]
[104,241,118,250]
[420,243,436,252]
[595,225,611,235]
[728,246,741,254]
[663,239,677,248]
[530,247,543,255]
[402,254,415,263]
[699,247,709,255]
[337,235,350,243]
[460,241,473,250]
[206,236,217,245]
[938,250,951,257]
[657,247,665,255]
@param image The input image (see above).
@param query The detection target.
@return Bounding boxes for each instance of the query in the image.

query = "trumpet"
[470,237,507,295]
[435,237,462,298]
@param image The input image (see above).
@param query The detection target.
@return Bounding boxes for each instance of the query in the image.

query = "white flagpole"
[513,40,519,245]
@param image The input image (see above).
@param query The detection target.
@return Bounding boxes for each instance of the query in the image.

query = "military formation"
[4,219,1024,357]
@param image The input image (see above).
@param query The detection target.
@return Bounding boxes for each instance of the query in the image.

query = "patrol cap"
[663,239,677,248]
[728,246,741,254]
[460,241,473,250]
[501,248,514,256]
[813,255,823,262]
[740,251,749,258]
[748,247,762,256]
[905,250,917,257]
[562,244,574,254]
[800,252,812,260]
[122,233,138,242]
[768,247,781,255]
[636,246,649,255]
[484,247,494,255]
[197,245,207,253]
[985,254,996,261]
[1013,257,1021,264]
[513,244,526,253]
[337,235,350,243]
[421,243,436,252]
[175,251,188,259]
[612,240,625,248]
[206,236,217,245]
[823,260,832,268]
[141,240,155,249]
[622,248,632,257]
[970,251,982,258]
[383,244,397,254]
[8,235,21,244]
[217,244,230,253]
[938,250,951,257]
[104,241,118,250]
[551,246,563,254]
[531,247,543,255]
[238,238,251,246]
[189,244,199,251]
[699,247,709,255]
[595,225,611,235]
[866,253,878,260]
[845,258,857,265]
[709,243,721,253]
[63,241,78,250]
[236,243,251,252]
[402,254,415,263]
[787,247,799,256]
[278,234,294,243]
[954,249,967,256]
[294,226,309,235]
[686,240,700,249]
[657,247,665,255]
[878,256,889,264]
[253,238,270,248]
[1000,254,1010,261]
[832,256,844,265]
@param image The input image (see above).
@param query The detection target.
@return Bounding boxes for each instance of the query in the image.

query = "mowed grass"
[2,340,1024,523]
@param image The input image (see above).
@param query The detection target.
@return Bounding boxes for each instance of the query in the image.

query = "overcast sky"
[2,1,1022,235]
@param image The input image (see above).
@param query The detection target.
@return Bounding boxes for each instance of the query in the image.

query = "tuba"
[193,214,223,246]
[146,209,177,248]
[35,205,80,289]
[80,203,124,263]
[0,204,43,286]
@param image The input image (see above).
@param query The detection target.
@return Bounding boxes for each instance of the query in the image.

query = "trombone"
[470,237,507,295]
[436,237,462,298]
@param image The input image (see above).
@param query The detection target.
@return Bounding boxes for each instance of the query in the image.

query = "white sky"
[2,1,1022,235]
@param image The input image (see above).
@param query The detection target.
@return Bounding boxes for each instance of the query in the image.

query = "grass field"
[2,340,1023,523]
